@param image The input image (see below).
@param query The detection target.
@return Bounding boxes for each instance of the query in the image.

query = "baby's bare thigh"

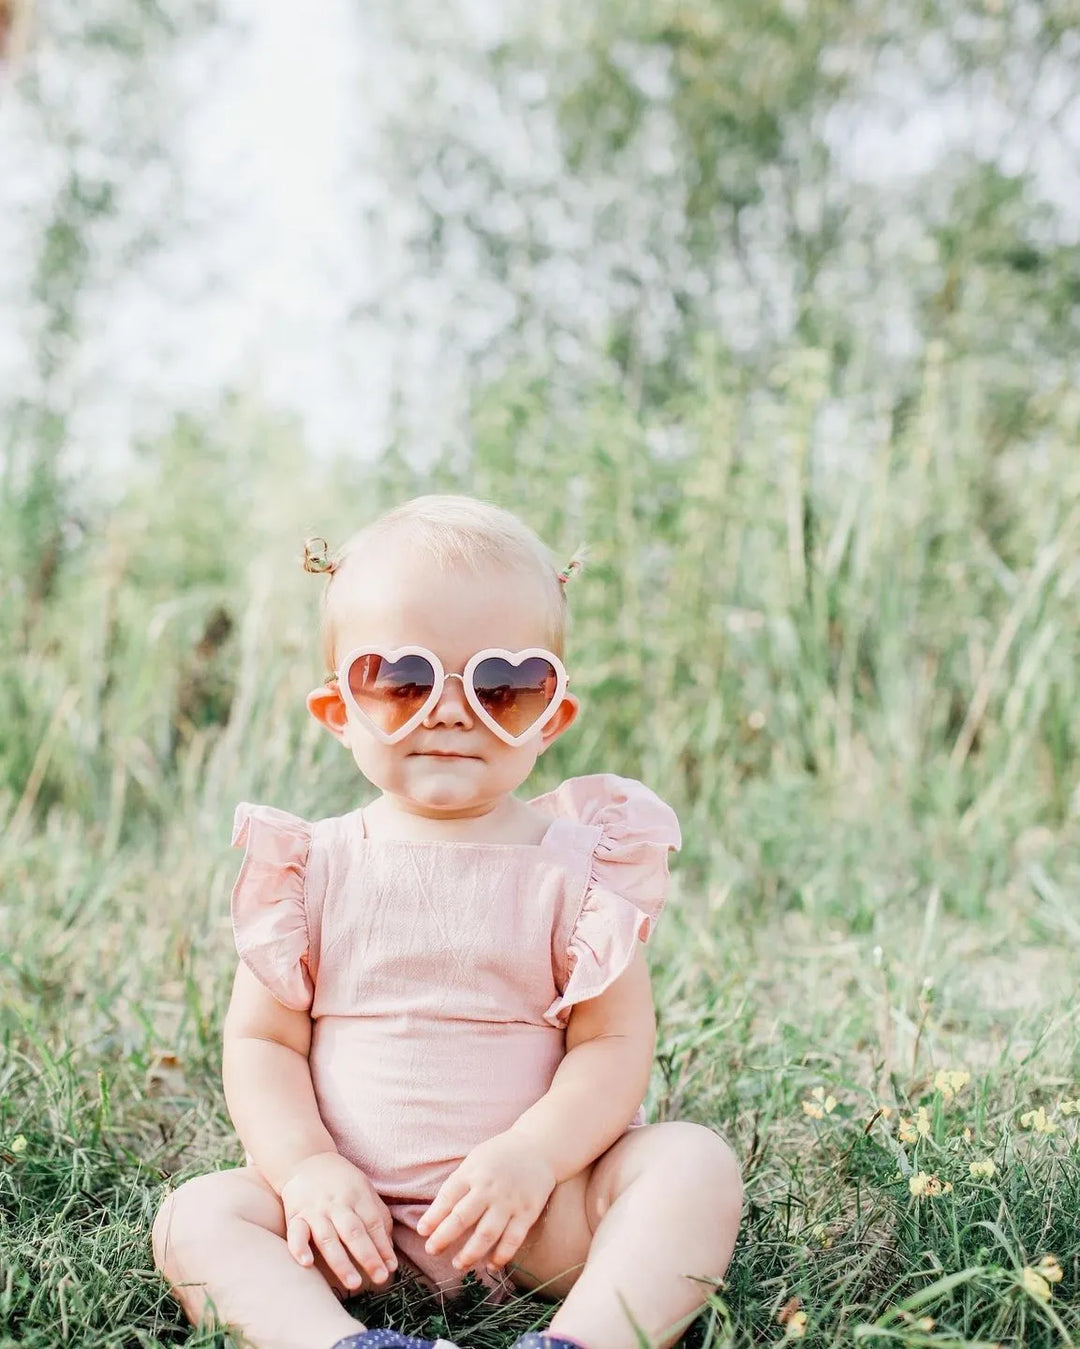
[508,1124,710,1299]
[154,1164,287,1258]
[509,1125,658,1299]
[154,1165,374,1300]
[509,1168,593,1300]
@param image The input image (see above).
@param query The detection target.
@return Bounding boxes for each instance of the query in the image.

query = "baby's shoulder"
[231,800,363,854]
[230,801,367,914]
[533,775,681,1027]
[529,773,681,851]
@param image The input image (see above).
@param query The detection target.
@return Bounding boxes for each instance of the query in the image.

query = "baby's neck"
[362,793,550,845]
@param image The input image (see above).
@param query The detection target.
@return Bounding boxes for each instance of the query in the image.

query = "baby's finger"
[309,1219,365,1292]
[453,1208,511,1272]
[424,1191,487,1255]
[286,1214,314,1267]
[417,1171,470,1238]
[329,1205,392,1285]
[487,1214,534,1270]
[353,1204,397,1271]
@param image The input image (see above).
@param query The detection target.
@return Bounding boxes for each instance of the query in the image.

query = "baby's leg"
[152,1165,368,1349]
[509,1122,742,1349]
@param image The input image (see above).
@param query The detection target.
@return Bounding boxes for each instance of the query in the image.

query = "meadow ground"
[2,761,1078,1349]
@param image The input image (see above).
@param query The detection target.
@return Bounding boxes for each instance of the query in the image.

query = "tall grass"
[1,346,1078,1347]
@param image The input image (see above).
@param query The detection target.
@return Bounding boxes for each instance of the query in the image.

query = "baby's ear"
[307,684,349,741]
[539,692,579,752]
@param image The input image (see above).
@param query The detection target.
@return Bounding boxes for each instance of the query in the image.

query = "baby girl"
[152,495,742,1349]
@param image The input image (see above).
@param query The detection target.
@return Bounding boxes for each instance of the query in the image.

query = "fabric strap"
[510,1334,592,1349]
[331,1332,460,1349]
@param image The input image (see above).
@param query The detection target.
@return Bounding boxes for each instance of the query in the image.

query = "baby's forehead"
[327,554,557,663]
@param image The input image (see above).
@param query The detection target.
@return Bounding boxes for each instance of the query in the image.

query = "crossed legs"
[151,1123,742,1349]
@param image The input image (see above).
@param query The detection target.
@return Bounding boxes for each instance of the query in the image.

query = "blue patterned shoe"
[510,1335,591,1349]
[331,1334,461,1349]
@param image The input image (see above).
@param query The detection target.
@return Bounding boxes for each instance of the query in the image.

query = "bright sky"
[106,0,401,462]
[1,0,406,469]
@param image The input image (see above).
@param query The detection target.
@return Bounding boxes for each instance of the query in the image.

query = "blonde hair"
[304,495,580,672]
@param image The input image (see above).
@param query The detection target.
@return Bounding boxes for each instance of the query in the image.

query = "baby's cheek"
[346,741,403,793]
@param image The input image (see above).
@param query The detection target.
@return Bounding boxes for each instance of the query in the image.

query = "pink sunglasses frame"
[334,645,570,747]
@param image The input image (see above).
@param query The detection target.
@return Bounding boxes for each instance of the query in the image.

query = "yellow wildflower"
[1059,1098,1080,1116]
[1021,1267,1052,1303]
[777,1296,805,1334]
[1035,1255,1063,1284]
[10,1136,27,1154]
[1020,1107,1056,1135]
[807,1222,833,1249]
[969,1158,996,1179]
[962,1126,973,1143]
[899,1106,932,1144]
[897,1312,936,1330]
[935,1069,971,1102]
[802,1086,837,1120]
[909,1171,952,1197]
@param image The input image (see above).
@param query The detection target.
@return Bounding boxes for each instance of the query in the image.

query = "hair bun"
[302,537,335,574]
[557,544,588,587]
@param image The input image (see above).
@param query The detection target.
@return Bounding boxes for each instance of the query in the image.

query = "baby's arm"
[223,963,334,1190]
[223,963,397,1289]
[511,943,656,1175]
[419,945,656,1271]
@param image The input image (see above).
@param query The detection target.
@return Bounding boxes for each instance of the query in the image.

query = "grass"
[1,347,1079,1346]
[2,783,1078,1348]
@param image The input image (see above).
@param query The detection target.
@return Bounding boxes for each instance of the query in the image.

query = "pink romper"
[230,773,680,1293]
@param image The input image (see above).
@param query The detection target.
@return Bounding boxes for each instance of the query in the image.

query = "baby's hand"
[280,1151,397,1291]
[418,1130,556,1274]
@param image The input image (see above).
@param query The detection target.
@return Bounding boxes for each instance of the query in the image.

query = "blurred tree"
[0,0,215,639]
[372,0,1078,413]
[0,0,216,814]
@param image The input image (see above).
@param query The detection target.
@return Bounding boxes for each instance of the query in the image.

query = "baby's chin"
[396,757,494,810]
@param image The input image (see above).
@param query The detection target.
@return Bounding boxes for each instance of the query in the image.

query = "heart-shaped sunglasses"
[333,646,569,747]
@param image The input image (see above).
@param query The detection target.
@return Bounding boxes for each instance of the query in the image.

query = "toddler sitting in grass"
[152,495,742,1349]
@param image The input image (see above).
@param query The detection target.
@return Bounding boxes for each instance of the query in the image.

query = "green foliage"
[2,345,1079,1345]
[3,1,1080,1346]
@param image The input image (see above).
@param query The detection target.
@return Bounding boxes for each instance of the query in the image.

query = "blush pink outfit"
[230,773,680,1294]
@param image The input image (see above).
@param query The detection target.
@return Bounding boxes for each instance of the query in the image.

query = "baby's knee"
[152,1168,279,1277]
[654,1122,743,1210]
[152,1183,191,1278]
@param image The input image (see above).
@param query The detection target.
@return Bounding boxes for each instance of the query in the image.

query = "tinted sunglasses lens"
[472,656,558,737]
[347,653,435,734]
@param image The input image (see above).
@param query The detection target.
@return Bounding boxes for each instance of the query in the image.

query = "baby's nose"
[424,674,473,728]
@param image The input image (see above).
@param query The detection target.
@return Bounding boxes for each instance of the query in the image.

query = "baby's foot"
[331,1334,460,1349]
[510,1336,591,1349]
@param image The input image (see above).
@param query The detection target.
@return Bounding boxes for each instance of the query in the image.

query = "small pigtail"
[557,543,588,588]
[303,536,336,575]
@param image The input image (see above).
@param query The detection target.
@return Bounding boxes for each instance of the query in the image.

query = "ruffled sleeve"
[542,775,681,1027]
[230,803,314,1011]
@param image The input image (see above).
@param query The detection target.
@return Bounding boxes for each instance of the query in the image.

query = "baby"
[152,495,742,1349]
